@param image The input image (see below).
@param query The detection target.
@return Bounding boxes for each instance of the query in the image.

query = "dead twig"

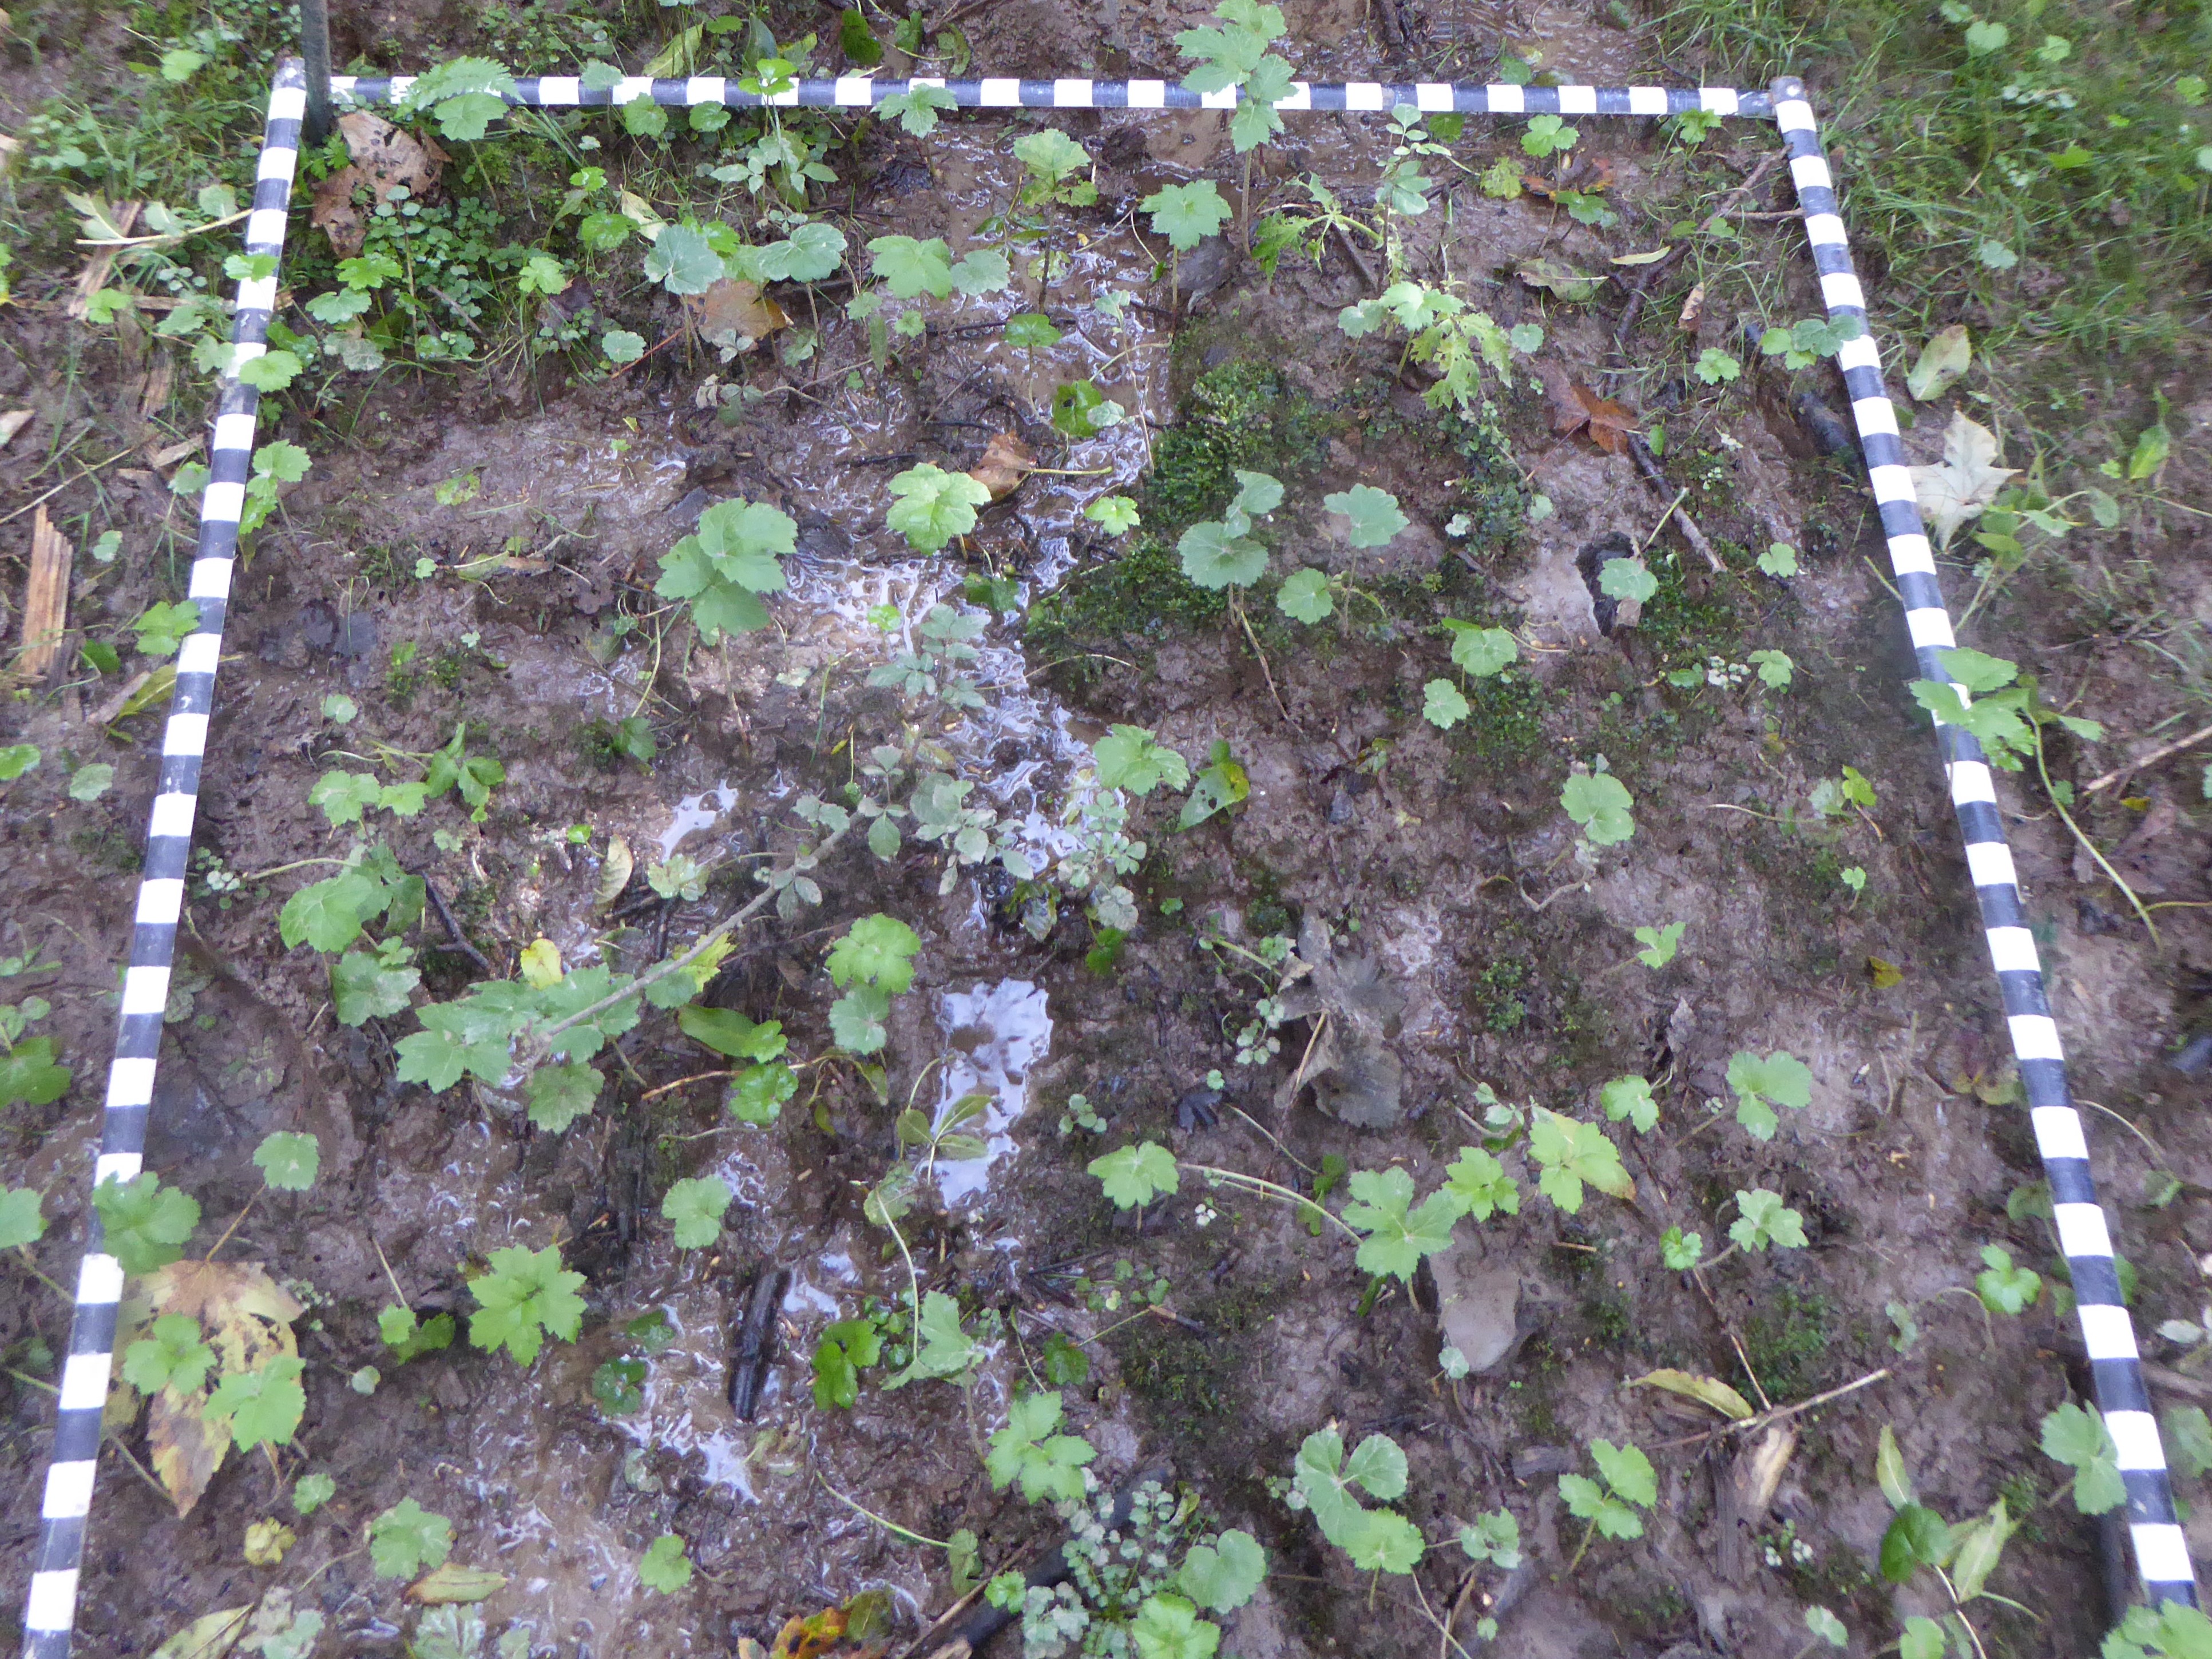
[2082,719,2212,796]
[1626,435,1723,571]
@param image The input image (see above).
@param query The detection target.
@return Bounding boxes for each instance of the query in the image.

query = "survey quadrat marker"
[19,62,2193,1659]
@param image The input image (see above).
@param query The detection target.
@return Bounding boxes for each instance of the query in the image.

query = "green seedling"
[467,1243,586,1366]
[986,1390,1097,1502]
[1559,1439,1655,1569]
[655,497,797,639]
[1726,1049,1813,1140]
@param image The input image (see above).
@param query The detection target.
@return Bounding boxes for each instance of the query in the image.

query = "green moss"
[1471,957,1530,1033]
[1635,552,1744,670]
[1027,361,1331,674]
[1743,1285,1836,1400]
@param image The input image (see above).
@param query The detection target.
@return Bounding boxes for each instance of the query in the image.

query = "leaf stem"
[2032,721,2158,945]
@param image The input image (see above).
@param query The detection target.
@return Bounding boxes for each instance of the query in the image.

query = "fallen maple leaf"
[968,431,1036,501]
[1908,410,2017,550]
[311,112,447,257]
[1549,379,1638,455]
[692,278,788,346]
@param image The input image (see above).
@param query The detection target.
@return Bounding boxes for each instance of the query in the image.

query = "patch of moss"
[1743,1285,1836,1400]
[1463,669,1548,770]
[1635,551,1745,671]
[1470,957,1530,1033]
[1026,361,1330,674]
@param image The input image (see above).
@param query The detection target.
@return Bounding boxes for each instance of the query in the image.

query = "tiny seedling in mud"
[660,1174,733,1248]
[369,1497,454,1578]
[1560,770,1636,846]
[1290,1426,1422,1571]
[91,1171,200,1274]
[1633,922,1685,968]
[1973,1244,2042,1314]
[1726,1049,1814,1141]
[824,911,922,1057]
[1339,281,1540,418]
[811,1317,884,1410]
[1558,1439,1655,1569]
[1599,1075,1659,1133]
[653,497,797,639]
[1874,1423,2018,1645]
[1758,314,1864,371]
[639,1533,693,1594]
[987,1390,1097,1502]
[467,1243,586,1366]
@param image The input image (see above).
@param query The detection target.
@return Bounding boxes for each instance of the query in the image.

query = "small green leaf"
[826,914,922,992]
[1597,559,1657,604]
[467,1243,586,1366]
[205,1355,307,1449]
[886,463,992,551]
[1726,1050,1813,1141]
[645,224,724,295]
[68,763,115,801]
[867,233,955,300]
[1443,622,1517,677]
[2041,1400,2126,1514]
[1085,495,1140,535]
[252,1130,320,1192]
[1757,542,1799,577]
[1802,1607,1848,1649]
[1560,772,1636,845]
[1694,347,1741,384]
[1277,568,1334,624]
[1178,1530,1267,1612]
[1975,1243,2043,1314]
[1423,679,1471,729]
[293,1472,336,1516]
[122,1312,215,1395]
[1095,727,1191,796]
[1142,180,1233,251]
[1728,1186,1807,1251]
[1089,1141,1180,1208]
[1633,923,1683,967]
[661,1175,732,1248]
[640,1534,693,1593]
[1599,1075,1658,1133]
[92,1171,199,1274]
[1325,484,1409,549]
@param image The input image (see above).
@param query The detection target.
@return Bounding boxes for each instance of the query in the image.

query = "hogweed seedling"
[1561,769,1636,847]
[1175,0,1295,154]
[467,1243,586,1367]
[986,1390,1097,1503]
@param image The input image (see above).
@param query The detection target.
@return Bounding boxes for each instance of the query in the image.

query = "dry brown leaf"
[692,279,789,345]
[311,112,447,257]
[19,506,74,680]
[595,835,635,909]
[768,1608,846,1659]
[968,431,1036,501]
[1549,380,1638,455]
[148,435,204,470]
[140,1260,301,1515]
[1676,281,1706,331]
[0,410,32,451]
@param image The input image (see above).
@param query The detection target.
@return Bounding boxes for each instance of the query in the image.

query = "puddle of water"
[658,781,742,859]
[934,980,1052,1208]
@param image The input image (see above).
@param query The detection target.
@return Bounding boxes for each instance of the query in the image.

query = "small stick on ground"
[2082,719,2212,796]
[1627,436,1723,572]
[415,872,494,974]
[1234,596,1295,724]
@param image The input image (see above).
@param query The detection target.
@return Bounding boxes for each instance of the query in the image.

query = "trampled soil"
[3,0,2212,1656]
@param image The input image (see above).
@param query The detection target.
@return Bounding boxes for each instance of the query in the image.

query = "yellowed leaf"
[595,836,634,910]
[408,1564,510,1604]
[1867,955,1904,989]
[142,1260,301,1514]
[150,1608,251,1659]
[1630,1367,1754,1420]
[519,938,562,988]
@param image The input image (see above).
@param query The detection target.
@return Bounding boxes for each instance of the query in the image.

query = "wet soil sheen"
[5,0,2212,1655]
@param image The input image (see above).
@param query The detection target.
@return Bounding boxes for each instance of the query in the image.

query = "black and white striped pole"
[18,59,307,1659]
[1774,74,2197,1610]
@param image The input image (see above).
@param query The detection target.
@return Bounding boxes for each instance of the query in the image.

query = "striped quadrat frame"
[19,61,2194,1659]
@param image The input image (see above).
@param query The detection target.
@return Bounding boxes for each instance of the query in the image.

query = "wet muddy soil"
[5,0,2212,1656]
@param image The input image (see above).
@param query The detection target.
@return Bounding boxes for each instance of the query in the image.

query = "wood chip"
[1676,281,1705,331]
[18,505,74,680]
[148,435,204,470]
[0,410,31,452]
[65,200,141,320]
[138,360,174,419]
